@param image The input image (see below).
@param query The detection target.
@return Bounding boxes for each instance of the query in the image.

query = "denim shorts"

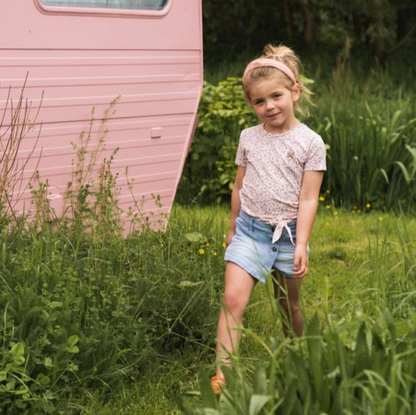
[224,210,309,283]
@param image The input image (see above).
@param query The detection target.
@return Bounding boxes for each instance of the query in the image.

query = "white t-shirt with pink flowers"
[235,123,326,242]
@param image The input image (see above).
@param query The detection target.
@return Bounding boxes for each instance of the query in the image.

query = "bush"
[177,78,257,205]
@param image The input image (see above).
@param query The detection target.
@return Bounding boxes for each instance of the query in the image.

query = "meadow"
[1,200,416,414]
[1,50,416,413]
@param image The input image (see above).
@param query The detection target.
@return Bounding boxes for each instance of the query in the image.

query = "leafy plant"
[177,78,257,205]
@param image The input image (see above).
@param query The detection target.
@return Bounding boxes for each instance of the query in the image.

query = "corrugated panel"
[0,49,202,225]
[0,50,201,122]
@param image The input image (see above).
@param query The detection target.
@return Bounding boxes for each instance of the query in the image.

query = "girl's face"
[249,77,300,134]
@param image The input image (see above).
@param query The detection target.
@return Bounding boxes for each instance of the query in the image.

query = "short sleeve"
[304,135,327,171]
[235,133,247,166]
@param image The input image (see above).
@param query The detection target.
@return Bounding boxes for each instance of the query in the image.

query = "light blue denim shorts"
[224,210,309,283]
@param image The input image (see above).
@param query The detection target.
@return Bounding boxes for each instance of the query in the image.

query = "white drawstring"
[272,221,295,245]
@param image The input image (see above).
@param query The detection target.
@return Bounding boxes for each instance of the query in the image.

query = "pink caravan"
[0,0,203,232]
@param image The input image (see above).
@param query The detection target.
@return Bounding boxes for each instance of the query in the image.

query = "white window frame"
[34,0,171,17]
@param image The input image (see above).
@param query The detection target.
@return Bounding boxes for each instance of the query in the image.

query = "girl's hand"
[293,245,308,278]
[226,230,235,247]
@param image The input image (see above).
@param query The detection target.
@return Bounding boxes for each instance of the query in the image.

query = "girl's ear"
[292,83,301,102]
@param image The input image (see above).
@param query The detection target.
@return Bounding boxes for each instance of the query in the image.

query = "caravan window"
[39,0,168,10]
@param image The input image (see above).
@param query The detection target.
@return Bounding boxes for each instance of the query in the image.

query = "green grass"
[77,205,416,414]
[1,195,415,413]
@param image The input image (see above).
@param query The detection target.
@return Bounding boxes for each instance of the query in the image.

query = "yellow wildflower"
[378,217,383,221]
[326,222,330,226]
[222,242,226,249]
[326,190,330,194]
[333,211,339,216]
[325,205,331,209]
[206,242,210,247]
[199,249,205,255]
[213,252,217,256]
[319,196,325,202]
[366,203,371,208]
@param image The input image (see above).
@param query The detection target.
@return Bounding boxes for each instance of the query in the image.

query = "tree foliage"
[202,0,416,64]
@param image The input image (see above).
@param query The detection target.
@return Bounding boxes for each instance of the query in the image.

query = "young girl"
[210,44,326,393]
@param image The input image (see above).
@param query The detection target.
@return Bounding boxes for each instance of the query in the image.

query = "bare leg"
[273,274,303,338]
[216,262,257,377]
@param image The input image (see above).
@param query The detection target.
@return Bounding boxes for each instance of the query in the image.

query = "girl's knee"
[222,291,246,313]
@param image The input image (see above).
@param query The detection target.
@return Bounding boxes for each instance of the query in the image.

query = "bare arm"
[293,170,324,278]
[226,166,246,247]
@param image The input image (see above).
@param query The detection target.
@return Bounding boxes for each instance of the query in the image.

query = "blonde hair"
[243,44,312,117]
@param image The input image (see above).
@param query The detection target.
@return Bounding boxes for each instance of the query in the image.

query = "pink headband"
[243,58,297,84]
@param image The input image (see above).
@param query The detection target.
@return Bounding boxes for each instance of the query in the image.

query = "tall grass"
[178,211,416,415]
[0,200,229,413]
[2,187,416,414]
[313,65,416,210]
[0,79,42,216]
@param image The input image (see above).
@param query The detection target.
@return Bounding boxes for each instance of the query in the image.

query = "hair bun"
[263,44,301,79]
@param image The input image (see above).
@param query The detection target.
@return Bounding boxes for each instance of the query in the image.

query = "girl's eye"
[273,94,281,99]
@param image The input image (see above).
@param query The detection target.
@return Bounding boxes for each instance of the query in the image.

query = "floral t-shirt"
[235,123,327,243]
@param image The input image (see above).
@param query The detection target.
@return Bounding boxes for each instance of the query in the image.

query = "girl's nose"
[266,99,275,109]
